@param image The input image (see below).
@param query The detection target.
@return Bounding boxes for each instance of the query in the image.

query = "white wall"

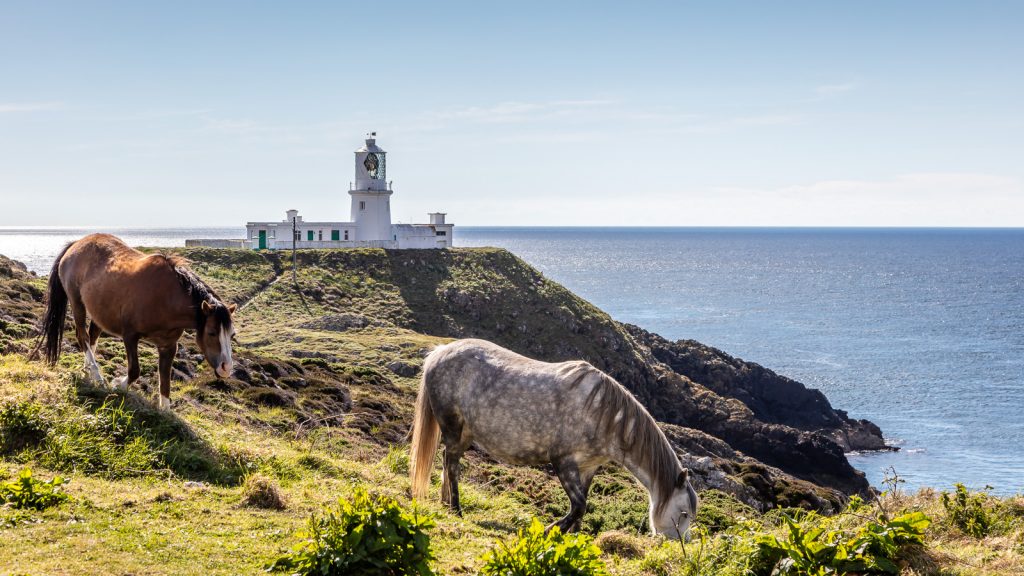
[393,224,454,248]
[350,191,393,241]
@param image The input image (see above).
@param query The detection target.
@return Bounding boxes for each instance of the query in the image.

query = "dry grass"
[241,473,287,510]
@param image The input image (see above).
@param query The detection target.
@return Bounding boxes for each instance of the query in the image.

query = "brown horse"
[40,233,236,410]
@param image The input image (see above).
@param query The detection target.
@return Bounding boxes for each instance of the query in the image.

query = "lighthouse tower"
[349,133,393,241]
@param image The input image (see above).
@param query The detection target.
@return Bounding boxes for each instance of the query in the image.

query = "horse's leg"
[69,296,104,384]
[88,321,102,348]
[550,460,597,534]
[112,334,140,392]
[440,442,466,515]
[156,344,175,410]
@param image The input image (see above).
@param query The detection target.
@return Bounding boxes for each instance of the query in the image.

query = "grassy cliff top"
[0,248,1020,575]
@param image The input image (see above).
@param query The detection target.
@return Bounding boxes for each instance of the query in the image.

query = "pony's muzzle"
[215,361,232,378]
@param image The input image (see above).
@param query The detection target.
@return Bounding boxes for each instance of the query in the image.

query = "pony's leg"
[156,344,175,410]
[440,444,466,515]
[69,297,104,385]
[112,334,140,392]
[88,321,102,348]
[550,460,597,534]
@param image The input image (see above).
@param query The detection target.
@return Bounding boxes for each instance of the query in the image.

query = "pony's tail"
[409,374,440,500]
[39,242,73,365]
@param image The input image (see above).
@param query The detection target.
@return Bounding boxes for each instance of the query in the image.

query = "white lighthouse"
[232,133,455,250]
[350,134,394,241]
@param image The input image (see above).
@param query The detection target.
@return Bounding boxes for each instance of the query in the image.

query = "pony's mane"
[162,255,231,331]
[576,364,681,513]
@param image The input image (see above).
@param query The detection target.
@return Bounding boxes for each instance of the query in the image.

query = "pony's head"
[197,300,236,378]
[650,468,699,541]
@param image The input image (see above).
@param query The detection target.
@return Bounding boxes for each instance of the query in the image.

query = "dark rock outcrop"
[626,325,890,452]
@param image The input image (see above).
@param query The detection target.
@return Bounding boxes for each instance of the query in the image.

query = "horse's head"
[197,300,236,378]
[651,468,699,541]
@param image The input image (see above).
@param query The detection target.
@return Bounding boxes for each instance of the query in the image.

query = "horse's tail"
[39,242,73,364]
[409,369,441,500]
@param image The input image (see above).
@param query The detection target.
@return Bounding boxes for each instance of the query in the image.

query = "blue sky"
[1,1,1022,226]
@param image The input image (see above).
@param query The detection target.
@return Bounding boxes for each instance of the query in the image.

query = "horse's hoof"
[158,396,172,411]
[112,376,129,391]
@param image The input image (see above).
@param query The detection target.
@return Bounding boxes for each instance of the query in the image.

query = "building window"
[359,201,366,210]
[318,230,323,241]
[307,230,314,241]
[331,230,340,241]
[344,230,349,240]
[435,230,447,236]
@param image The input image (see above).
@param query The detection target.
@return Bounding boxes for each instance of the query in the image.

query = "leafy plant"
[695,489,759,534]
[480,518,607,576]
[0,468,69,511]
[941,483,991,538]
[755,510,930,575]
[270,486,435,575]
[0,400,48,454]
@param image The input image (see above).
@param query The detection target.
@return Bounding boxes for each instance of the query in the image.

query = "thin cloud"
[814,82,858,96]
[0,101,64,113]
[434,99,614,124]
[730,114,802,126]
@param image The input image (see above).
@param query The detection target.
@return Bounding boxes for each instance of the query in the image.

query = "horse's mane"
[575,364,681,513]
[162,255,232,331]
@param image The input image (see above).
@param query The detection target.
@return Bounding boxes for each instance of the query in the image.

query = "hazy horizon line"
[2,224,1023,231]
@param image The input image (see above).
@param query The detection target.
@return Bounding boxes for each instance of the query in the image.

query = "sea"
[1,226,1022,495]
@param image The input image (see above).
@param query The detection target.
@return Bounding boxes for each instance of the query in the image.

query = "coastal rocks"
[626,325,891,453]
[642,365,870,497]
[0,255,43,354]
[385,360,420,377]
[659,423,843,513]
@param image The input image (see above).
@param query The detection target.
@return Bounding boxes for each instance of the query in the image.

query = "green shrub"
[270,486,435,575]
[0,468,69,511]
[480,518,607,576]
[381,444,409,475]
[695,489,759,534]
[0,401,48,454]
[754,510,930,575]
[941,483,992,538]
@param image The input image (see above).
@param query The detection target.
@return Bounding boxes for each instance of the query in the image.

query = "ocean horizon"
[2,225,1022,494]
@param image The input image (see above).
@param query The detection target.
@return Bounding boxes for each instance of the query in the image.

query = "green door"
[307,230,314,241]
[258,230,266,250]
[331,230,340,241]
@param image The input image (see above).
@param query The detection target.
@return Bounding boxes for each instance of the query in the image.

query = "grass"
[0,248,1021,574]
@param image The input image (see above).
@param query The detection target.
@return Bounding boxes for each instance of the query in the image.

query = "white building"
[189,135,453,250]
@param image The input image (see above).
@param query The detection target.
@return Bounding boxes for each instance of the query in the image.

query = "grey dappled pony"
[409,339,698,539]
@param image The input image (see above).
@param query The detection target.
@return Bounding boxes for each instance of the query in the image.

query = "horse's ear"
[201,301,212,314]
[227,303,237,314]
[676,469,689,488]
